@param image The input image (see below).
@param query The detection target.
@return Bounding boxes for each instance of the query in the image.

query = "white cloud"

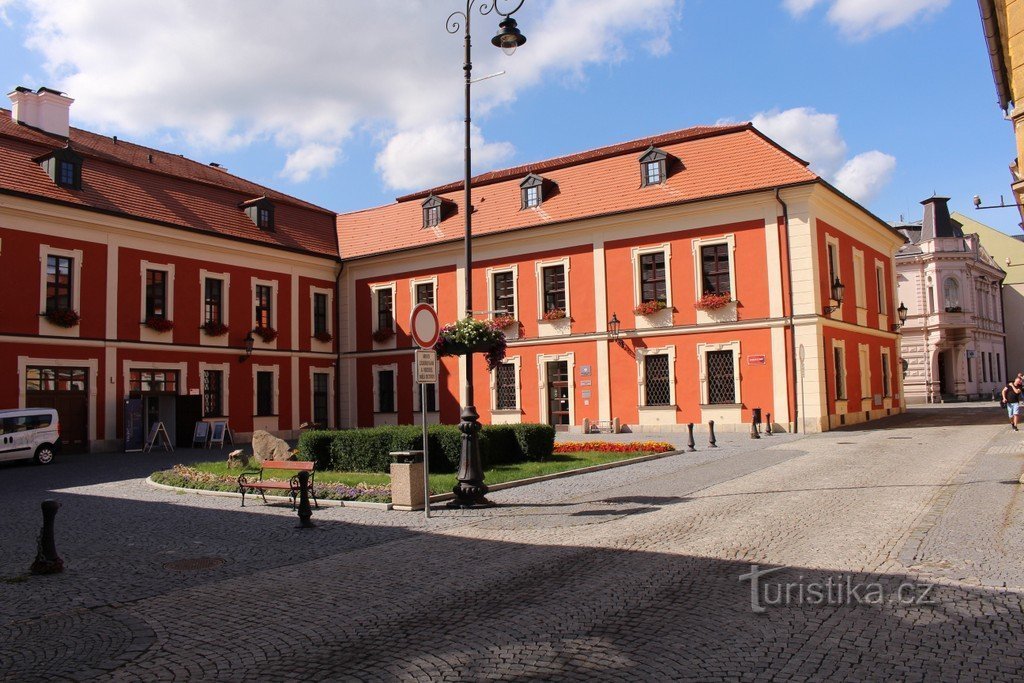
[375,123,515,191]
[5,0,681,188]
[782,0,949,39]
[833,151,896,204]
[752,107,895,204]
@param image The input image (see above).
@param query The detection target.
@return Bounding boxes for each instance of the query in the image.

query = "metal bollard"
[708,420,718,447]
[766,412,773,436]
[686,423,696,452]
[296,471,315,529]
[30,499,63,574]
[750,415,760,439]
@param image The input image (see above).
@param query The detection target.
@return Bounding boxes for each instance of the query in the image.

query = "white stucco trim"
[636,344,677,407]
[372,362,399,426]
[139,260,175,343]
[309,285,333,352]
[251,276,279,351]
[409,275,439,307]
[536,351,575,427]
[309,366,335,428]
[490,355,522,424]
[199,269,230,347]
[691,233,737,300]
[831,339,848,401]
[18,356,99,444]
[631,242,673,309]
[852,248,867,326]
[370,281,397,350]
[696,340,741,406]
[198,361,231,419]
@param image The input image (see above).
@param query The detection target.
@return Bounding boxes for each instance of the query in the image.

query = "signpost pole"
[422,381,430,520]
[409,303,440,521]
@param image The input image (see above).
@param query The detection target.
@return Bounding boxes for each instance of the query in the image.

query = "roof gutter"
[979,0,1012,111]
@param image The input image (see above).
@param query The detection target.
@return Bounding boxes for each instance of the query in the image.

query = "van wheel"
[34,445,55,465]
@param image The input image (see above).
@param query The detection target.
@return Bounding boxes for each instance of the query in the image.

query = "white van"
[0,408,61,464]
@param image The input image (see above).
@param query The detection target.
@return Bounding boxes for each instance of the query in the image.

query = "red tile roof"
[337,124,819,260]
[0,109,339,258]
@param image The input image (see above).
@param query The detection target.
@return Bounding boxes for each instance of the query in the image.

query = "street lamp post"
[445,0,527,508]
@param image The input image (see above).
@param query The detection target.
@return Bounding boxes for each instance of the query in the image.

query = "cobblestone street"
[2,404,1023,681]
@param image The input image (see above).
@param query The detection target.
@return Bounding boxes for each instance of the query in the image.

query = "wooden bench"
[237,461,318,509]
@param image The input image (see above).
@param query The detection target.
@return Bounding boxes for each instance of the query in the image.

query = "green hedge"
[297,423,555,473]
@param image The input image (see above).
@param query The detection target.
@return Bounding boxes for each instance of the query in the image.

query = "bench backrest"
[260,460,314,472]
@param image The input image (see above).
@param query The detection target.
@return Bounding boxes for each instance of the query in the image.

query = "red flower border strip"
[553,441,675,454]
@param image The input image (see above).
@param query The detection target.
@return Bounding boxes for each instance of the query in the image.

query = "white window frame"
[696,341,741,405]
[251,276,279,349]
[409,276,439,308]
[309,366,335,428]
[370,282,397,348]
[309,285,333,346]
[825,235,841,316]
[631,243,673,309]
[636,345,677,408]
[252,364,279,417]
[199,270,230,347]
[372,363,399,414]
[832,339,848,402]
[852,248,866,308]
[140,260,175,342]
[534,256,571,319]
[486,265,519,319]
[691,233,737,299]
[38,244,83,338]
[198,361,231,419]
[874,259,888,329]
[858,343,871,401]
[536,352,575,428]
[490,356,522,413]
[943,277,960,310]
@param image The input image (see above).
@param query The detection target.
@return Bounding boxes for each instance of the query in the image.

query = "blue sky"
[0,0,1018,233]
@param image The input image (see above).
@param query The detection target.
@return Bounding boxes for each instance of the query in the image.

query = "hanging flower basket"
[144,316,174,333]
[633,300,667,316]
[542,308,567,321]
[372,327,395,343]
[200,320,229,337]
[435,317,507,371]
[43,309,80,328]
[313,330,334,343]
[694,293,732,311]
[491,314,519,330]
[254,325,278,343]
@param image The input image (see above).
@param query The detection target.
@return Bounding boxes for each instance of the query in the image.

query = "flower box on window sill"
[200,321,229,337]
[254,326,278,343]
[541,308,567,321]
[143,316,174,333]
[371,328,395,343]
[42,309,80,328]
[490,314,519,330]
[944,306,962,313]
[633,300,667,316]
[313,331,334,343]
[694,293,732,311]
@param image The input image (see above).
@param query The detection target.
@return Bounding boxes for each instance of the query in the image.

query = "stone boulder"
[251,430,293,462]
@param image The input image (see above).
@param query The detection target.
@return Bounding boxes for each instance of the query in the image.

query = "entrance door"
[129,369,181,448]
[24,367,89,453]
[938,352,949,396]
[546,361,571,430]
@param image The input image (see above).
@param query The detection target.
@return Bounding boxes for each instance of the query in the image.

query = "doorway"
[938,351,950,397]
[25,366,89,453]
[546,361,570,430]
[129,369,180,447]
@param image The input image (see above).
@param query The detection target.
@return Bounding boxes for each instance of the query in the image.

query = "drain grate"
[163,557,225,571]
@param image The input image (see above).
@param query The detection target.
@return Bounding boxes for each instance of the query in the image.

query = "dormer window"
[639,146,674,187]
[36,146,82,190]
[241,197,275,232]
[422,194,448,228]
[520,173,546,209]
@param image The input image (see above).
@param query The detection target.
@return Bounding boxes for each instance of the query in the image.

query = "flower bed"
[43,309,80,328]
[694,292,732,311]
[144,316,174,333]
[435,317,507,371]
[151,464,391,503]
[201,320,229,336]
[633,300,666,316]
[254,325,278,343]
[553,441,675,454]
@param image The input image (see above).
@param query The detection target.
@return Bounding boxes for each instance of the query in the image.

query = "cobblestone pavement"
[1,406,1022,680]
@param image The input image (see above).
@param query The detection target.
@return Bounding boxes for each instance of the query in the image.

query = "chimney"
[7,86,74,138]
[919,196,963,241]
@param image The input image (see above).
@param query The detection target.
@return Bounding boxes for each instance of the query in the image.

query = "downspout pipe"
[333,261,343,430]
[979,0,1012,112]
[775,188,799,433]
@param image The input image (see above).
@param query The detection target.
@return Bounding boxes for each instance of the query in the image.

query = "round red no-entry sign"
[410,303,440,349]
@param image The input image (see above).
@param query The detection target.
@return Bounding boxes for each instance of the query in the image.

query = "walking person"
[1002,376,1023,431]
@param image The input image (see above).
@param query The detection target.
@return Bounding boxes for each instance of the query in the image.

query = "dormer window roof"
[639,146,677,187]
[240,197,275,232]
[36,145,82,190]
[520,173,547,209]
[422,194,450,228]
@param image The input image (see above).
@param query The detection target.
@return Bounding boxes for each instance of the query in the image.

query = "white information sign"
[416,349,438,384]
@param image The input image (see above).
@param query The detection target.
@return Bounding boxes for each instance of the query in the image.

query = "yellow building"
[980,0,1024,224]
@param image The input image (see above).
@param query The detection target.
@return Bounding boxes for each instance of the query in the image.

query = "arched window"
[943,277,960,310]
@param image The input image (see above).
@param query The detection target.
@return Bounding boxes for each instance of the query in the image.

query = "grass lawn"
[172,449,664,496]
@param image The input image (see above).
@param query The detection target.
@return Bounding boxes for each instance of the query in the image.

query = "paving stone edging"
[144,476,393,510]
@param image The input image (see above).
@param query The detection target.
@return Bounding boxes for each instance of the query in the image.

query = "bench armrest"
[237,470,262,487]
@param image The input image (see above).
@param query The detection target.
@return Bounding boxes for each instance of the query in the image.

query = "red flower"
[542,308,567,321]
[43,309,80,328]
[372,327,395,343]
[313,330,333,343]
[694,292,732,311]
[200,320,229,336]
[633,300,667,316]
[254,325,278,343]
[553,441,675,454]
[144,316,174,333]
[490,314,518,330]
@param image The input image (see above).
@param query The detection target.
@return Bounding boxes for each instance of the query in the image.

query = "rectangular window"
[45,255,73,313]
[524,185,540,208]
[255,284,272,328]
[967,353,973,383]
[989,352,994,382]
[827,242,839,285]
[203,370,223,417]
[415,282,435,306]
[542,265,566,313]
[204,278,223,325]
[834,346,847,400]
[700,244,730,296]
[492,271,515,316]
[58,160,76,187]
[313,292,328,335]
[377,370,395,413]
[706,350,736,404]
[882,353,892,398]
[644,354,671,406]
[256,371,274,416]
[145,269,167,319]
[425,205,441,227]
[27,367,87,393]
[645,161,662,185]
[639,252,667,303]
[313,372,329,426]
[876,264,886,312]
[998,353,1002,382]
[927,286,935,314]
[982,352,988,383]
[128,369,178,394]
[495,363,517,410]
[376,288,393,331]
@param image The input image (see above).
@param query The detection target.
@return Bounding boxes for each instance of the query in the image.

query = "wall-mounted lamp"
[608,313,624,347]
[823,278,845,315]
[974,194,1024,210]
[238,331,255,363]
[892,301,908,331]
